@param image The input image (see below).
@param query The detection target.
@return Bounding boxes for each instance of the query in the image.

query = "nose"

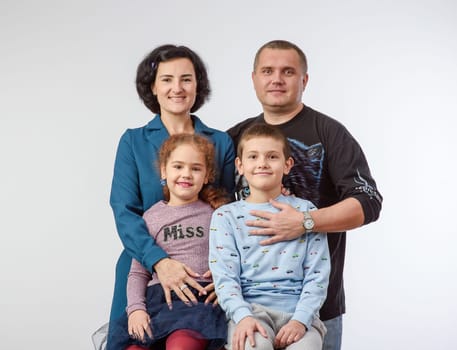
[172,80,183,93]
[271,71,284,85]
[182,166,192,178]
[257,156,269,168]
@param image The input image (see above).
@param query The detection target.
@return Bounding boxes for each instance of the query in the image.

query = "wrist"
[302,211,315,233]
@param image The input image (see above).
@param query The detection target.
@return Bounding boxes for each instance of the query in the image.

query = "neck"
[245,187,281,203]
[161,113,194,135]
[263,103,303,125]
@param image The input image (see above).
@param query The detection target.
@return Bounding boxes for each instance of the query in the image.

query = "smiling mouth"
[177,182,193,187]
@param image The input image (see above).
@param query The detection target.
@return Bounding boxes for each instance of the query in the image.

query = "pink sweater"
[126,200,214,315]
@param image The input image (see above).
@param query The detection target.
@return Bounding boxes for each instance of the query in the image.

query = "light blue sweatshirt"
[209,195,330,330]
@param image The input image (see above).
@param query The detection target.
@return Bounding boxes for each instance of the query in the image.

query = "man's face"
[252,48,308,114]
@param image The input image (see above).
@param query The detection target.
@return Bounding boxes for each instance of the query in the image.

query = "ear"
[235,157,244,175]
[160,165,166,179]
[151,82,157,96]
[283,157,294,175]
[302,73,309,93]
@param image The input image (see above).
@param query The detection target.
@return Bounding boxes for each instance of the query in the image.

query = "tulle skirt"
[108,283,227,350]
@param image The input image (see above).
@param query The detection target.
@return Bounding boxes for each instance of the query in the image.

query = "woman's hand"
[154,258,206,309]
[128,310,152,342]
[201,270,218,306]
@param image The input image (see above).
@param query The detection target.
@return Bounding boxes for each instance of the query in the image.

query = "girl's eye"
[192,167,202,172]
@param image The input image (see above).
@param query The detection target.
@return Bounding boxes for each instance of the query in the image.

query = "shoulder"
[213,200,240,214]
[227,115,262,143]
[193,115,233,145]
[143,200,166,219]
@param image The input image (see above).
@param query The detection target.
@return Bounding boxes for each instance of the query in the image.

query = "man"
[227,40,382,350]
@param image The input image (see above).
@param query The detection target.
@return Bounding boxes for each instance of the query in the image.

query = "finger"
[163,288,173,310]
[137,326,145,341]
[247,330,256,348]
[201,269,212,279]
[258,236,282,245]
[204,291,217,304]
[268,198,289,210]
[185,278,207,296]
[145,324,153,339]
[183,264,201,278]
[247,227,275,235]
[173,284,194,305]
[256,322,268,338]
[245,218,271,228]
[248,209,273,221]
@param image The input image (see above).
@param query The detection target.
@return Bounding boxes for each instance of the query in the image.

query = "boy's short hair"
[237,123,291,159]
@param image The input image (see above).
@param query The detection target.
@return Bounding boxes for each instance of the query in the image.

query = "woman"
[108,44,235,346]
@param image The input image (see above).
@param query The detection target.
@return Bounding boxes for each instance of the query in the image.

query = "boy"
[209,124,330,350]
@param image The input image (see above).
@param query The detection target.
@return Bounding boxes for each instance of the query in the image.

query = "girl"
[108,133,229,350]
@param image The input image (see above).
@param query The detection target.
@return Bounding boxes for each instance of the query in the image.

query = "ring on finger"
[179,283,189,291]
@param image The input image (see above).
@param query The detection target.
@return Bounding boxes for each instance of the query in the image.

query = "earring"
[160,178,166,186]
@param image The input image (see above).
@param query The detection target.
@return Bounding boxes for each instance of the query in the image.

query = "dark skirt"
[108,283,227,350]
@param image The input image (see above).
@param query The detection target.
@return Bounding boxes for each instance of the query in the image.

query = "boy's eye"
[261,68,272,75]
[284,69,295,76]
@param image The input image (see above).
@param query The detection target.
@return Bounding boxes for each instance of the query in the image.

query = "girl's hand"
[154,258,206,309]
[128,310,152,342]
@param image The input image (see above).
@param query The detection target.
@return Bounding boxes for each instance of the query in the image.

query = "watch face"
[304,219,314,230]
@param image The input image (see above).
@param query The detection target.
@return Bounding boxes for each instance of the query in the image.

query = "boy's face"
[236,136,293,196]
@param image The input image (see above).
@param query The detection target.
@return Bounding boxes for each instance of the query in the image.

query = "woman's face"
[152,57,197,118]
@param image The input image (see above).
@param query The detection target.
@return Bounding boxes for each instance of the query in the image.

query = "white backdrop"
[1,1,456,349]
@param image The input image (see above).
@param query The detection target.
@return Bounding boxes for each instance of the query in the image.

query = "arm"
[110,131,167,270]
[208,208,253,324]
[217,132,236,196]
[275,231,330,348]
[245,119,382,244]
[246,197,363,244]
[126,258,153,342]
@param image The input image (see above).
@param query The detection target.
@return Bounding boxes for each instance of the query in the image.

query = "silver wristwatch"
[302,211,315,233]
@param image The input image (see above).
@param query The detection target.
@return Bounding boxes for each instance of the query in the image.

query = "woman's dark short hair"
[136,44,211,114]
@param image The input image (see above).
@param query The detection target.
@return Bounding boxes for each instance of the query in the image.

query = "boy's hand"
[232,316,268,350]
[200,270,218,306]
[274,320,306,348]
[128,310,152,342]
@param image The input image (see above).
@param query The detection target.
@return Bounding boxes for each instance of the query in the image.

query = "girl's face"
[152,57,197,118]
[161,143,208,206]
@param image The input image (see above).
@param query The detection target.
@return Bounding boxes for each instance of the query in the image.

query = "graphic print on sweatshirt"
[162,224,205,242]
[235,138,324,205]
